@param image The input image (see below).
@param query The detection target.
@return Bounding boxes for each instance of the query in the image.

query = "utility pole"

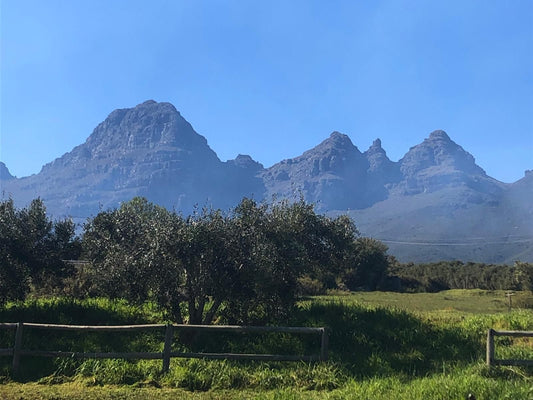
[505,291,515,312]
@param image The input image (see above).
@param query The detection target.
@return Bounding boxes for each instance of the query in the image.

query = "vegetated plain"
[1,290,532,400]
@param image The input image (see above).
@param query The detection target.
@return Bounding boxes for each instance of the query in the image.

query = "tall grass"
[0,291,532,396]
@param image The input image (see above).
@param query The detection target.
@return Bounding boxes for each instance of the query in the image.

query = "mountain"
[261,132,378,210]
[1,100,264,218]
[1,101,531,263]
[344,133,530,263]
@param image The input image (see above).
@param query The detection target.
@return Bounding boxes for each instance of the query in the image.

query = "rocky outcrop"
[261,132,375,209]
[0,162,15,181]
[363,138,401,199]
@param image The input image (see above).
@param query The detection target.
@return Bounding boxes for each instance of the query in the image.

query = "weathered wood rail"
[0,322,328,374]
[486,329,533,367]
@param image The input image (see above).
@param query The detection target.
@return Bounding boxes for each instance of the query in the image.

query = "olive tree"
[82,197,359,324]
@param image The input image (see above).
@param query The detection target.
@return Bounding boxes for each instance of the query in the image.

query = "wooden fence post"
[12,322,23,375]
[162,324,173,373]
[320,327,329,361]
[486,329,494,367]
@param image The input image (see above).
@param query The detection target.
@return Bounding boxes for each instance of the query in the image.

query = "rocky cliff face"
[0,162,15,181]
[262,132,377,209]
[364,138,400,179]
[395,130,498,196]
[1,101,531,263]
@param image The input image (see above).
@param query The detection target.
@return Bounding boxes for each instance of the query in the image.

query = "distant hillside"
[1,100,531,263]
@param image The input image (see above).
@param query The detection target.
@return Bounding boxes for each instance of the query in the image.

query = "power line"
[377,238,533,246]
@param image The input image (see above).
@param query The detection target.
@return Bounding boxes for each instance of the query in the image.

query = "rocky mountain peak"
[261,130,374,211]
[40,100,220,175]
[84,100,210,156]
[141,99,157,105]
[364,138,399,181]
[428,129,451,140]
[24,100,244,216]
[365,138,386,158]
[227,154,264,172]
[295,131,361,165]
[322,131,356,149]
[400,130,485,178]
[369,138,382,150]
[0,162,15,181]
[297,131,365,171]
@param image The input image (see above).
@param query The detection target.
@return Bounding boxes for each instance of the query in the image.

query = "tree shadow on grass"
[293,301,481,377]
[0,298,162,382]
[0,298,484,382]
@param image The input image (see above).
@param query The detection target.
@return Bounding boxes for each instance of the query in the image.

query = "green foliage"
[296,276,326,296]
[343,238,390,291]
[295,300,487,377]
[317,289,527,314]
[0,199,27,302]
[81,197,359,325]
[387,260,533,293]
[81,197,176,303]
[0,198,80,303]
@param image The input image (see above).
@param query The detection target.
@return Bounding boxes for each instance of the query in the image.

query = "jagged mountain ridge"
[1,100,531,263]
[261,132,378,210]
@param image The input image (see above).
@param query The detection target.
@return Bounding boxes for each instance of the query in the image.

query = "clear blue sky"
[1,0,532,183]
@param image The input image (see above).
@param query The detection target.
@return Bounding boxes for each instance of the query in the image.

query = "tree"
[0,198,81,302]
[514,261,533,291]
[82,197,359,325]
[82,197,178,302]
[343,237,390,291]
[0,198,27,303]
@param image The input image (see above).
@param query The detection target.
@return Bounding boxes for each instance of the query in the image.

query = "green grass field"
[1,290,532,399]
[315,289,526,314]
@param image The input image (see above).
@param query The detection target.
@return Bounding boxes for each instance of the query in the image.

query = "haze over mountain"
[1,101,531,263]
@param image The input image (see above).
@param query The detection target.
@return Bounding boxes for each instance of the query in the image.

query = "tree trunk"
[203,298,223,325]
[171,302,183,324]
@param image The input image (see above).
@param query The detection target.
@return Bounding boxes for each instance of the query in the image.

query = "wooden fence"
[0,322,328,374]
[486,329,533,367]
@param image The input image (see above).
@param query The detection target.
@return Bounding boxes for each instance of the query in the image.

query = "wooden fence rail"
[486,329,533,367]
[0,322,328,375]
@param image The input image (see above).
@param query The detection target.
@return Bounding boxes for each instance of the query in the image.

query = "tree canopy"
[1,196,397,324]
[0,198,80,303]
[82,197,360,324]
